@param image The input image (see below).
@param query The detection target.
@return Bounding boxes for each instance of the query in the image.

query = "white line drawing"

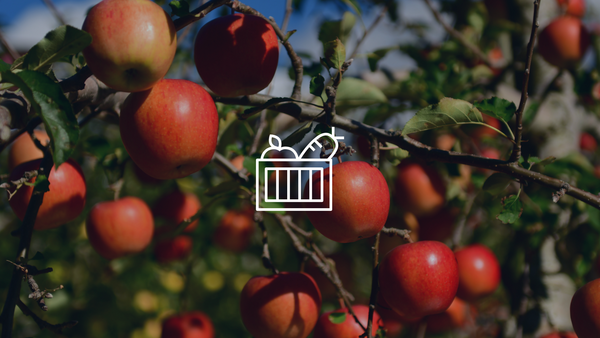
[256,128,344,211]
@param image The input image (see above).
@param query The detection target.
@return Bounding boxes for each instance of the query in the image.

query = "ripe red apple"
[540,332,578,338]
[240,272,321,338]
[161,311,215,338]
[557,0,585,17]
[194,13,279,97]
[395,160,446,217]
[82,0,177,92]
[378,241,459,318]
[426,297,469,333]
[313,305,384,338]
[538,16,590,69]
[120,78,219,179]
[455,244,501,302]
[153,190,201,235]
[154,235,193,263]
[8,159,86,231]
[213,208,255,252]
[580,132,597,152]
[8,130,49,171]
[86,196,154,260]
[303,161,390,243]
[571,278,600,338]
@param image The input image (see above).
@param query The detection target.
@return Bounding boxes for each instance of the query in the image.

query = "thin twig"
[250,110,268,154]
[369,134,380,168]
[0,30,19,60]
[451,192,477,249]
[422,0,493,67]
[281,0,293,33]
[255,211,278,274]
[509,0,541,162]
[16,299,77,334]
[41,0,67,26]
[381,227,413,243]
[173,0,231,31]
[360,232,381,338]
[349,6,387,60]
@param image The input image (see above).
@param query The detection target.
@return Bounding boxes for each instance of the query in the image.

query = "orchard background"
[1,0,600,337]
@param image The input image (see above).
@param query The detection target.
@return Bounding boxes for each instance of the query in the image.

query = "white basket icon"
[256,128,344,211]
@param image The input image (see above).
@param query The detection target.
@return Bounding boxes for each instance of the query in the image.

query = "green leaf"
[402,98,483,135]
[336,77,387,107]
[243,155,258,178]
[18,70,79,167]
[29,251,46,261]
[328,312,347,324]
[310,74,325,97]
[367,47,397,72]
[386,147,409,166]
[283,122,313,147]
[323,39,346,70]
[169,0,190,17]
[22,25,92,72]
[318,12,356,45]
[241,98,294,118]
[482,173,513,196]
[10,54,27,71]
[473,97,516,122]
[33,173,50,193]
[260,201,286,214]
[204,180,241,197]
[497,194,523,224]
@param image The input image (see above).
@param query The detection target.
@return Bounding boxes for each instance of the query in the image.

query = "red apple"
[303,161,390,243]
[455,244,501,302]
[378,241,459,318]
[153,190,201,235]
[86,196,154,260]
[213,207,255,252]
[8,130,50,171]
[194,13,279,97]
[540,332,579,338]
[557,0,585,17]
[82,0,177,92]
[395,160,446,217]
[434,133,456,151]
[426,297,469,333]
[120,79,219,179]
[313,305,384,338]
[161,311,215,338]
[8,159,86,231]
[154,235,193,263]
[538,16,590,69]
[580,132,597,152]
[240,272,321,338]
[571,278,600,338]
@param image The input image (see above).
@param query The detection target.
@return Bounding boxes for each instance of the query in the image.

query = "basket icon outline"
[256,128,344,211]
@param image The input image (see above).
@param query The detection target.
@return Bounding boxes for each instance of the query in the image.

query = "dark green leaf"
[29,251,45,261]
[282,122,313,147]
[169,0,190,17]
[22,25,92,72]
[318,12,356,45]
[33,173,50,193]
[336,77,387,107]
[243,155,258,178]
[473,97,516,122]
[314,123,330,135]
[18,70,79,167]
[497,194,523,224]
[323,39,346,70]
[310,74,325,97]
[204,180,241,197]
[242,98,294,118]
[482,173,513,196]
[386,147,409,166]
[402,98,483,135]
[10,54,26,71]
[328,312,347,324]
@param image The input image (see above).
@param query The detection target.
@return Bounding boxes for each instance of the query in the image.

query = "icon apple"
[455,244,501,302]
[395,160,446,217]
[378,241,459,318]
[120,78,219,180]
[82,0,177,92]
[161,311,215,338]
[570,278,600,338]
[240,272,321,338]
[8,130,49,171]
[557,0,585,17]
[194,13,279,97]
[154,235,193,263]
[538,16,590,69]
[153,190,201,236]
[8,158,86,231]
[303,161,390,243]
[312,304,384,338]
[213,207,255,252]
[86,196,154,260]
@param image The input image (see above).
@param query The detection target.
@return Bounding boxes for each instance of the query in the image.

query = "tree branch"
[173,0,231,31]
[16,299,77,334]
